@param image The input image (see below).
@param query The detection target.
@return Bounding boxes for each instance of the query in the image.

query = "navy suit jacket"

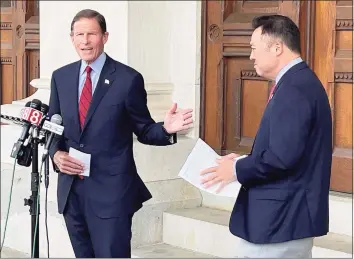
[230,62,333,244]
[48,55,176,218]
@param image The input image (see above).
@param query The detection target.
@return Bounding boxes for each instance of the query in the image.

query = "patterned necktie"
[79,66,92,129]
[268,83,276,102]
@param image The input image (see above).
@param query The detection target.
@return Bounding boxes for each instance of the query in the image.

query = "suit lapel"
[81,55,116,133]
[67,61,82,136]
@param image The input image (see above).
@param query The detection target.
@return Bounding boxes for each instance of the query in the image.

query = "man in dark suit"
[201,15,332,258]
[47,9,193,258]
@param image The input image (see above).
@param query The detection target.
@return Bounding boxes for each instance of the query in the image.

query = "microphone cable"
[45,170,50,258]
[0,159,17,252]
[43,133,50,258]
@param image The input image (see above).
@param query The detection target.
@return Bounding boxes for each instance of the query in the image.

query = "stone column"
[127,1,201,248]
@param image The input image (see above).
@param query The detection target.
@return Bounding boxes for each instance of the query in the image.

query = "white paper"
[69,147,91,177]
[178,138,247,198]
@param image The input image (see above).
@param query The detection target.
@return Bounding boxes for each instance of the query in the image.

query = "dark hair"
[252,15,301,54]
[70,9,106,34]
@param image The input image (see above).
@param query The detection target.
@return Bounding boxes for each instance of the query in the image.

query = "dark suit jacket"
[47,54,176,218]
[230,62,333,244]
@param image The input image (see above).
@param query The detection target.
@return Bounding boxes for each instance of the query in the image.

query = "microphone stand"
[24,128,40,258]
[44,132,50,189]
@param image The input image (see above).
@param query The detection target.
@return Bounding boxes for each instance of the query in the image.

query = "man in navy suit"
[47,9,193,258]
[201,15,332,258]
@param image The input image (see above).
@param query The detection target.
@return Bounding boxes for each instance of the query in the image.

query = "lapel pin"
[105,79,110,85]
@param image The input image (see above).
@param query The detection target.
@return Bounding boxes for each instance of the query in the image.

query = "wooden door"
[0,0,40,105]
[313,1,353,193]
[200,0,353,193]
[201,0,301,154]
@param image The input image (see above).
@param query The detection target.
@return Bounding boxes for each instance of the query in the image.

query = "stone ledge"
[163,207,353,258]
[201,189,353,237]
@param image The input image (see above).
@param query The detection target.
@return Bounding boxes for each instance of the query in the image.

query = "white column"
[40,1,129,79]
[127,1,173,122]
[168,1,201,138]
[127,1,201,248]
[128,1,202,137]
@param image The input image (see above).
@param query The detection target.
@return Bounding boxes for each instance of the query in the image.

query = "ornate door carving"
[0,0,39,104]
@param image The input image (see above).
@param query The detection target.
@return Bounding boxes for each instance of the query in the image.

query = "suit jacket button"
[80,144,84,148]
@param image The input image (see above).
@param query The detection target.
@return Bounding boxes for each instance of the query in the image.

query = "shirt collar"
[80,52,106,75]
[275,57,303,85]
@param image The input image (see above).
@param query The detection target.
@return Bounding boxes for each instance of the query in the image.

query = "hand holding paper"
[178,138,247,198]
[200,156,236,193]
[200,153,247,193]
[69,147,91,177]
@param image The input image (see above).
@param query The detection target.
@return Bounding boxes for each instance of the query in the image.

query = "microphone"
[17,101,35,142]
[21,99,44,127]
[42,114,64,162]
[40,104,49,115]
[10,99,43,159]
[26,103,49,142]
[40,104,50,126]
[37,103,50,140]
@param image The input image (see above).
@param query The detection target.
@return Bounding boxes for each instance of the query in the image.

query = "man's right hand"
[53,151,84,175]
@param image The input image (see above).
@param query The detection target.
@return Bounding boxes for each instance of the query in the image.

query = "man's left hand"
[163,103,193,133]
[200,154,239,193]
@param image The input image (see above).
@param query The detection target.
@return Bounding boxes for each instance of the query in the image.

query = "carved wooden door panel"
[1,0,15,104]
[313,1,353,193]
[201,0,300,155]
[0,0,39,105]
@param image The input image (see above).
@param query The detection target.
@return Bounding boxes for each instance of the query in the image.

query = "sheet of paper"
[69,147,91,177]
[178,138,247,198]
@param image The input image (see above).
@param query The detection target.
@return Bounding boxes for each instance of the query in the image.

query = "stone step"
[132,243,214,258]
[201,190,352,237]
[0,246,30,258]
[163,207,352,258]
[327,192,352,237]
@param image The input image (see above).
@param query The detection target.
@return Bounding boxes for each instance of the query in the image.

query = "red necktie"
[79,66,92,129]
[268,83,276,102]
[78,66,92,179]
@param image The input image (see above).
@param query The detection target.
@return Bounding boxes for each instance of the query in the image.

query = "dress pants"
[236,237,314,258]
[63,177,133,258]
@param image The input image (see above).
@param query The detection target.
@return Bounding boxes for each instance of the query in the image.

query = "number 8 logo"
[30,110,41,125]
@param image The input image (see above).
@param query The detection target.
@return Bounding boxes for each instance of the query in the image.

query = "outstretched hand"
[163,103,193,134]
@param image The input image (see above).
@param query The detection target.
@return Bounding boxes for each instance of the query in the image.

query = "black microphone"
[40,104,49,116]
[10,100,43,159]
[42,114,64,162]
[20,99,41,141]
[38,103,50,130]
[29,99,41,110]
[18,101,35,142]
